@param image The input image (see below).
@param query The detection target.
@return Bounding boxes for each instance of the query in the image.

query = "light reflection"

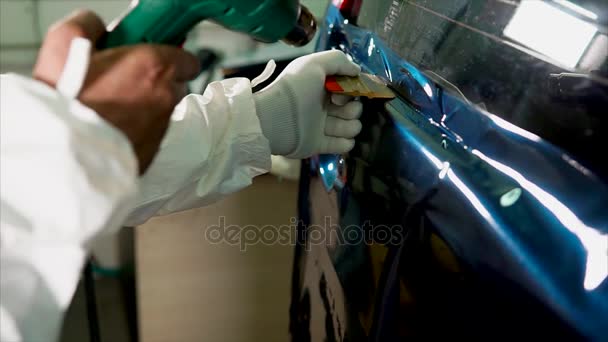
[473,149,607,290]
[368,37,375,57]
[447,169,498,226]
[420,146,443,169]
[503,1,597,68]
[394,123,444,170]
[327,163,335,172]
[399,62,434,99]
[320,167,325,175]
[438,162,450,179]
[500,188,522,207]
[108,0,140,31]
[423,83,433,98]
[489,114,542,142]
[420,144,501,227]
[553,0,598,20]
[380,49,393,82]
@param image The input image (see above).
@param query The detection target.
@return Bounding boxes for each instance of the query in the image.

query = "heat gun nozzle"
[282,5,317,47]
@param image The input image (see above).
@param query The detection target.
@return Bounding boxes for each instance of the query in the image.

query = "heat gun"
[99,0,317,49]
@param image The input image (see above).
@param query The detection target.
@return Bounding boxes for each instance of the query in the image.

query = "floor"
[59,175,299,342]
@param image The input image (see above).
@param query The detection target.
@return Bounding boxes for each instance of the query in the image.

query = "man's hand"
[33,10,200,173]
[253,50,363,158]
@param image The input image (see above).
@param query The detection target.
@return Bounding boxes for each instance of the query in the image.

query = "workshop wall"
[0,0,330,73]
[0,0,126,73]
[137,176,299,342]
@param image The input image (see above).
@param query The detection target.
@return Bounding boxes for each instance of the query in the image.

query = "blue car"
[290,1,608,340]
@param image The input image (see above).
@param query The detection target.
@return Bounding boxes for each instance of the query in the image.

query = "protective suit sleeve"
[0,73,138,342]
[123,77,272,226]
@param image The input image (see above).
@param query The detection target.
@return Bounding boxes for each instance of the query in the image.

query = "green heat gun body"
[101,0,316,48]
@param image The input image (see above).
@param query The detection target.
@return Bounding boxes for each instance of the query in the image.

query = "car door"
[290,1,608,341]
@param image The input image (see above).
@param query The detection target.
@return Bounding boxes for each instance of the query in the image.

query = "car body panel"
[291,2,608,341]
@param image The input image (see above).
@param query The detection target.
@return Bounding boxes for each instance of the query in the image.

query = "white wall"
[0,0,127,46]
[0,0,329,46]
[0,0,127,73]
[0,0,329,73]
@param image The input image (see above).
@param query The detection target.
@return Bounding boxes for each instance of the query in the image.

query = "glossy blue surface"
[317,5,608,339]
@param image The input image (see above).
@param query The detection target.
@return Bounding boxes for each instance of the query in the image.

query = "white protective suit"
[0,38,362,341]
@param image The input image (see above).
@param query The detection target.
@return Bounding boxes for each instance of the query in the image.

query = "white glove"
[254,50,363,159]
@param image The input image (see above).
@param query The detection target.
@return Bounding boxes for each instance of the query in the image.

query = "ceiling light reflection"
[504,1,597,68]
[473,149,607,290]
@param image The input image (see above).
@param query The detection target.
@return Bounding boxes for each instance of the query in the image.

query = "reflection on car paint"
[316,154,347,192]
[305,4,608,341]
[471,148,608,290]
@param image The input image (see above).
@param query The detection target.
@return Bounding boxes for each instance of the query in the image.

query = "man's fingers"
[331,94,353,106]
[33,10,106,86]
[317,50,360,77]
[52,10,106,43]
[153,46,201,81]
[319,137,356,154]
[325,117,362,138]
[328,101,363,120]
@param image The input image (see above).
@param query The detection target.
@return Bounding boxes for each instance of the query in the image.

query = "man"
[0,10,363,342]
